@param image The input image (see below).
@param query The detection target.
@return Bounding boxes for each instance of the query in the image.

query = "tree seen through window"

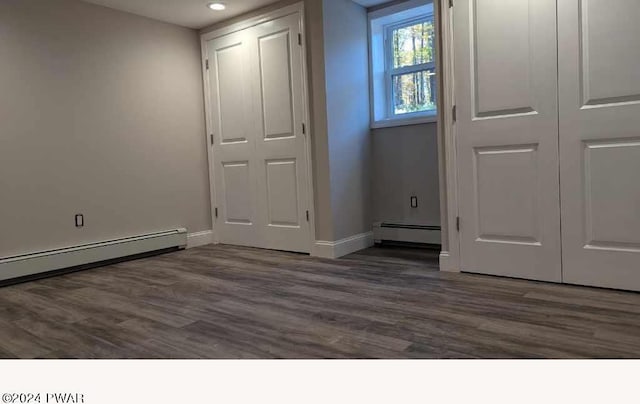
[390,19,436,115]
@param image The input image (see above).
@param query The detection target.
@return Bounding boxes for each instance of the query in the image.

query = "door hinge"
[456,216,460,232]
[210,134,214,145]
[298,33,302,46]
[306,210,310,222]
[205,59,209,70]
[215,207,218,218]
[449,0,454,8]
[302,123,306,134]
[452,105,457,123]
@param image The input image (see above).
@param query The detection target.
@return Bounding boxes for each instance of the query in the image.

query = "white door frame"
[200,2,317,250]
[437,0,461,272]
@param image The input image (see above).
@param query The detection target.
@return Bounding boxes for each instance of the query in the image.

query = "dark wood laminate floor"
[0,244,639,358]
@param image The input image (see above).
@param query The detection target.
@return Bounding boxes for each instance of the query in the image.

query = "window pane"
[391,19,435,68]
[392,69,437,115]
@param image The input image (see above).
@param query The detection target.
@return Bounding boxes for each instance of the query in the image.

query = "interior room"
[1,0,639,360]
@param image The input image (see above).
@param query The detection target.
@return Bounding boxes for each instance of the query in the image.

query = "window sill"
[370,114,437,129]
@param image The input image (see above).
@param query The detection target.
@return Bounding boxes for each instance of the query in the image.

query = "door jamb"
[437,0,461,272]
[199,2,317,252]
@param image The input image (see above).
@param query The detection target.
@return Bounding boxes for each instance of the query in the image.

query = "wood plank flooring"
[0,244,639,358]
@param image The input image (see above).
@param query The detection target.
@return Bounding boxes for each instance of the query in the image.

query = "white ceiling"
[82,0,397,30]
[82,0,283,29]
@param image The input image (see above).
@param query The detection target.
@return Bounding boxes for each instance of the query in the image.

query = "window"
[387,17,436,116]
[369,0,437,128]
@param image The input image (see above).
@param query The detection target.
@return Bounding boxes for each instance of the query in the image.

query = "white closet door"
[247,13,311,253]
[454,0,562,281]
[207,31,261,248]
[206,10,311,253]
[558,0,640,290]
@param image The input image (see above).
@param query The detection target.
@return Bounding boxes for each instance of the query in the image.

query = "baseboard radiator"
[373,222,441,245]
[0,229,187,283]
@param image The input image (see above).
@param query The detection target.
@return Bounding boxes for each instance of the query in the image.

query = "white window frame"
[369,0,436,129]
[384,15,436,120]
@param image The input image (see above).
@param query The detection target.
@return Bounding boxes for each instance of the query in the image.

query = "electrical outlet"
[75,214,84,227]
[410,196,418,208]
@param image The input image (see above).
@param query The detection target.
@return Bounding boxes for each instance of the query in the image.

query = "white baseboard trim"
[373,222,441,244]
[0,229,187,282]
[439,251,460,272]
[311,231,374,259]
[187,230,214,249]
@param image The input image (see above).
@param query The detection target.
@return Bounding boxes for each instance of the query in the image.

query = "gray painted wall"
[0,0,210,257]
[372,123,440,227]
[305,0,334,242]
[322,0,372,240]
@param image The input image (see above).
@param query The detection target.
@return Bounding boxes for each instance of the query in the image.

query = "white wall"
[0,0,211,257]
[372,122,440,227]
[323,0,372,240]
[368,0,442,231]
[306,0,335,242]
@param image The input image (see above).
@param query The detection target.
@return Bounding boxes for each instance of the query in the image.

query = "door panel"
[259,31,295,139]
[474,145,540,244]
[454,0,562,281]
[265,159,299,226]
[216,43,249,143]
[584,140,640,247]
[222,161,253,224]
[559,0,640,290]
[578,0,640,105]
[249,14,311,253]
[473,0,533,116]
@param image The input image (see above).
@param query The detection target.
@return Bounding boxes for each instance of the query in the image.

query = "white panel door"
[247,13,311,253]
[454,0,562,281]
[206,11,311,253]
[558,0,640,290]
[207,31,260,248]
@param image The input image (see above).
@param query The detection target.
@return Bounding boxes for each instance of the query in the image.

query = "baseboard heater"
[0,229,187,283]
[373,222,441,245]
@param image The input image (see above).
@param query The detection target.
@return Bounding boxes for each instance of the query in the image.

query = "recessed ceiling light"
[208,2,226,11]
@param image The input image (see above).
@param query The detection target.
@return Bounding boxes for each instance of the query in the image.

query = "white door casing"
[558,0,640,291]
[453,0,562,281]
[203,5,313,253]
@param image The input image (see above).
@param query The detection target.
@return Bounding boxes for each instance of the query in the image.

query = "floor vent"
[373,222,441,245]
[0,229,187,282]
